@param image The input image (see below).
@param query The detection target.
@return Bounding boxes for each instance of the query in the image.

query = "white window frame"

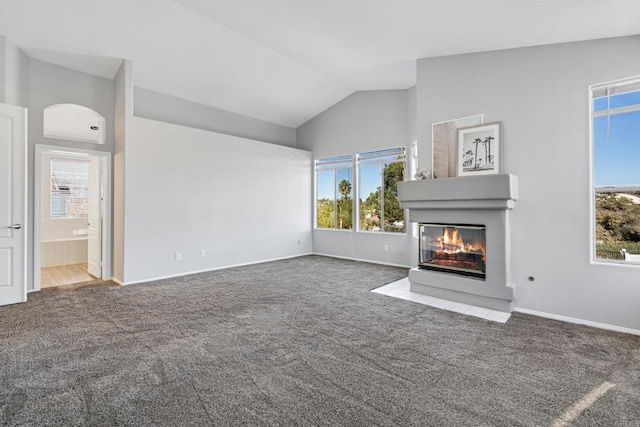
[356,147,407,235]
[314,155,354,231]
[590,76,640,266]
[49,157,90,220]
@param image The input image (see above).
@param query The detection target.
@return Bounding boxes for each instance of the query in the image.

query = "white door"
[87,157,101,278]
[0,103,27,306]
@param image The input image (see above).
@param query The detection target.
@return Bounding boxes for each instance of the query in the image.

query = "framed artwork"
[432,114,483,178]
[457,122,501,176]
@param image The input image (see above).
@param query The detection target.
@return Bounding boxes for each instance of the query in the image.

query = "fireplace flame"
[437,228,486,260]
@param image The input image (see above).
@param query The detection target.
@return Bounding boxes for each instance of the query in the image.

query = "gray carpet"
[1,255,639,426]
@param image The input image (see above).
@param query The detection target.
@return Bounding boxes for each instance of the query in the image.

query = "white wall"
[417,36,640,330]
[29,59,114,152]
[3,38,29,108]
[122,116,312,284]
[134,87,297,148]
[297,90,414,267]
[0,36,6,103]
[407,86,417,145]
[112,60,133,283]
[0,35,30,109]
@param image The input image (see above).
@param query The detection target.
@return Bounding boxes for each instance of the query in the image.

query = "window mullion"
[334,168,338,229]
[379,164,385,232]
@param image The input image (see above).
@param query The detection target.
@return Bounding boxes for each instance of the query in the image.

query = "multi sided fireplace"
[398,175,518,312]
[419,223,486,279]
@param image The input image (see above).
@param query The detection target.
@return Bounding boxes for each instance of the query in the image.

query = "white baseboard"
[111,278,124,286]
[313,252,411,269]
[120,253,313,286]
[514,307,640,336]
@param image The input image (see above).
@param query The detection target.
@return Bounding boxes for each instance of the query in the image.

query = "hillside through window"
[592,77,640,263]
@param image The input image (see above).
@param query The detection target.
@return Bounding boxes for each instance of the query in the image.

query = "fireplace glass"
[419,223,486,279]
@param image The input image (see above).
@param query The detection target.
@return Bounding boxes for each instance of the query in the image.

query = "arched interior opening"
[43,104,105,144]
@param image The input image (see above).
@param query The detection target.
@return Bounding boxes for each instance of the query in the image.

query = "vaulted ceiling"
[1,0,639,127]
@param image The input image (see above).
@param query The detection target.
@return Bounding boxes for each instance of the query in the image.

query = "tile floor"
[371,278,511,323]
[41,263,95,288]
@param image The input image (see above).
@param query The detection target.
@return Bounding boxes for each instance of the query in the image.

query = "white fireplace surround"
[398,174,518,312]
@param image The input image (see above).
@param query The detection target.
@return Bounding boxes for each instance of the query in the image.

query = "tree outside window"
[316,156,353,230]
[358,148,406,233]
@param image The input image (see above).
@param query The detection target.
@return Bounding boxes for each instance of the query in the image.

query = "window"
[50,158,90,219]
[591,77,640,262]
[358,148,406,233]
[316,155,354,230]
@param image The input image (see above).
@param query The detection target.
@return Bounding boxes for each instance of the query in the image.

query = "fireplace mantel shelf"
[398,174,518,210]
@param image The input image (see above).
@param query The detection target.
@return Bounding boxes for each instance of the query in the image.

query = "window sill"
[590,258,640,268]
[356,230,408,236]
[313,228,408,237]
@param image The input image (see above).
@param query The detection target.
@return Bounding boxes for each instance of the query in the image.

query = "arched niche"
[43,104,105,145]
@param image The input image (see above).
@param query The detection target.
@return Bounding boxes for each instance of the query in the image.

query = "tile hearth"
[371,278,511,323]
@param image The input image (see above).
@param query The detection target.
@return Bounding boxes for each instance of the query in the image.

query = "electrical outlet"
[200,250,206,257]
[175,252,182,261]
[383,244,389,252]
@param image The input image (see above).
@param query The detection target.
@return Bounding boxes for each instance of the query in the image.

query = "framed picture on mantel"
[457,122,501,176]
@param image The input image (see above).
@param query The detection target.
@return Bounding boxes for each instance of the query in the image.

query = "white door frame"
[33,145,112,291]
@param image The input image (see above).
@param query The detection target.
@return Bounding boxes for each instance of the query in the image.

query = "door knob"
[7,224,21,229]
